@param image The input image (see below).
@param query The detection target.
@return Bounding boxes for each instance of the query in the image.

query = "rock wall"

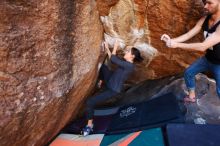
[0,0,103,146]
[0,0,206,145]
[97,0,205,82]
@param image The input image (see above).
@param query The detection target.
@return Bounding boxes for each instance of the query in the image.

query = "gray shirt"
[107,55,135,93]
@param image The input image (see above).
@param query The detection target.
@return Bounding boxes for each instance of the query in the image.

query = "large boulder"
[0,0,208,146]
[0,0,103,146]
[97,0,205,81]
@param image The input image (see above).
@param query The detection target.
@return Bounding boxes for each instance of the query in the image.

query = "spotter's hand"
[161,34,171,43]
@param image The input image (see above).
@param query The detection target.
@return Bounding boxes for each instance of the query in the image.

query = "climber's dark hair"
[131,47,144,62]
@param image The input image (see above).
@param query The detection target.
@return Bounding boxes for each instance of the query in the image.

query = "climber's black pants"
[86,64,117,120]
[86,89,117,120]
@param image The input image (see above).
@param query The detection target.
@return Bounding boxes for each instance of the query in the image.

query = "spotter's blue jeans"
[184,56,220,97]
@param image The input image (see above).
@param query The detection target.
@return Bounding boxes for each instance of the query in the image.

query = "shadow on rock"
[96,73,220,124]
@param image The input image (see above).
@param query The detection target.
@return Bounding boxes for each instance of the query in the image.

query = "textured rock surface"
[147,74,220,124]
[0,0,103,146]
[98,0,205,81]
[0,0,209,146]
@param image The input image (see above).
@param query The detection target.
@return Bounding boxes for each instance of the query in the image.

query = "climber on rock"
[82,40,143,136]
[161,0,220,102]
